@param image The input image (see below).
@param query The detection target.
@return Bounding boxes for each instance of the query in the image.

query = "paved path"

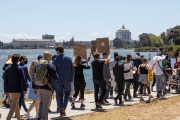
[0,90,179,120]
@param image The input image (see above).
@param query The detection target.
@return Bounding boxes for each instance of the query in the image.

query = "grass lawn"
[71,95,180,120]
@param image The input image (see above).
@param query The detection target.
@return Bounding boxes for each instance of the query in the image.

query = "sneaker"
[80,104,86,108]
[140,97,144,101]
[71,103,75,108]
[5,104,10,108]
[104,99,109,103]
[69,97,72,102]
[114,98,118,105]
[60,108,66,117]
[25,112,30,119]
[95,103,102,109]
[119,101,124,105]
[133,94,138,98]
[48,108,52,112]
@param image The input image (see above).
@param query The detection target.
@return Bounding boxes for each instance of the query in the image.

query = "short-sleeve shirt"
[74,65,90,83]
[153,55,166,75]
[91,60,105,81]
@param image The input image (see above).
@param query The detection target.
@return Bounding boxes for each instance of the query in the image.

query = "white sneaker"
[25,112,30,119]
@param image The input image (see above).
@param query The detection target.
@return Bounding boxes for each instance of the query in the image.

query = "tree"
[160,32,168,44]
[69,37,74,46]
[167,25,180,45]
[113,38,123,48]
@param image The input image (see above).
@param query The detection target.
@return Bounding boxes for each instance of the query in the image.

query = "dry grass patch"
[71,95,180,120]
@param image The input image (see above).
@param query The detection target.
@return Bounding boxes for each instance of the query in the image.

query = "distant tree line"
[0,41,3,47]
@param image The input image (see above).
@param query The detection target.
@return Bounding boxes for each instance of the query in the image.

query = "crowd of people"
[3,45,178,120]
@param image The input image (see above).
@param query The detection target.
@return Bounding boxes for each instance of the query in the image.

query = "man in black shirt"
[132,53,142,97]
[91,52,110,109]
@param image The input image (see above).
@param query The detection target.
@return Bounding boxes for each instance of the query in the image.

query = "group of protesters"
[3,45,178,120]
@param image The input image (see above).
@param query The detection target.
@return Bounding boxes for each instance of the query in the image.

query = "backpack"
[33,60,52,89]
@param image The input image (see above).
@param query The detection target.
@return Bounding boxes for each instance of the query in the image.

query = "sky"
[0,0,180,43]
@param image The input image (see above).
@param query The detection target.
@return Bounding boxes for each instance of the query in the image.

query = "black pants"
[152,75,156,88]
[93,80,107,103]
[73,82,86,99]
[133,73,140,94]
[140,82,150,94]
[115,81,124,102]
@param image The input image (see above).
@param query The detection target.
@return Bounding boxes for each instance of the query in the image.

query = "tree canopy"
[113,38,123,48]
[167,25,180,45]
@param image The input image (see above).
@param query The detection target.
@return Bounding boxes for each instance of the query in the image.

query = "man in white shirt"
[153,52,166,98]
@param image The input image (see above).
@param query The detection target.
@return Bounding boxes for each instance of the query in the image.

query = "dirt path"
[71,95,180,120]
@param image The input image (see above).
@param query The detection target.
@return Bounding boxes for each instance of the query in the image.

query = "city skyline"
[0,0,180,43]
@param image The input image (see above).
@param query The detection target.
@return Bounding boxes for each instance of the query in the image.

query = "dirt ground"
[71,95,180,120]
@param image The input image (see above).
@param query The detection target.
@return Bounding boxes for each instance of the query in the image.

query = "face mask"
[24,61,28,64]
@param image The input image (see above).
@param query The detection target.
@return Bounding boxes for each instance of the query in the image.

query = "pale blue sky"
[0,0,179,43]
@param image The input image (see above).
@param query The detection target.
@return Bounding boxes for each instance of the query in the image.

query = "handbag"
[148,72,154,82]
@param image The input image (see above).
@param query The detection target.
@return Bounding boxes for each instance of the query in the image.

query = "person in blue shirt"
[18,56,30,113]
[53,45,74,117]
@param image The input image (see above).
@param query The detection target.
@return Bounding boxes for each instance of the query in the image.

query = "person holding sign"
[71,56,90,108]
[91,52,110,109]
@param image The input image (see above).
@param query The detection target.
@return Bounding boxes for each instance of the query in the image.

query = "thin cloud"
[91,33,100,36]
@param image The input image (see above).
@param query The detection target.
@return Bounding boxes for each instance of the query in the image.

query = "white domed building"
[116,25,131,41]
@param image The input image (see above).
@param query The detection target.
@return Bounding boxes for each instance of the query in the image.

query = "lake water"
[0,49,175,98]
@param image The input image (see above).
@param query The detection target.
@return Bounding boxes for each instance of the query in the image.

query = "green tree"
[113,38,123,48]
[167,25,180,45]
[160,32,168,44]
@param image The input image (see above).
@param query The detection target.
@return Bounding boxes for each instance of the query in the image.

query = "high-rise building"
[116,25,131,41]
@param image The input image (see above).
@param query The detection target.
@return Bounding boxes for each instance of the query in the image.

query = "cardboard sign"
[73,42,87,59]
[96,38,109,53]
[91,40,96,52]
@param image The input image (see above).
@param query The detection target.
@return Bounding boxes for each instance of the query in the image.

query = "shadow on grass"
[49,111,60,114]
[71,108,87,111]
[50,116,72,120]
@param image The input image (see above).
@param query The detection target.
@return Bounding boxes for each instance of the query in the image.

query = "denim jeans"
[155,74,165,94]
[56,82,71,109]
[115,81,124,102]
[93,80,107,103]
[19,92,28,112]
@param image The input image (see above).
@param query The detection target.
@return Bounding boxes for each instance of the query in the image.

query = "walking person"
[4,54,27,120]
[102,53,111,103]
[52,45,74,117]
[153,51,166,98]
[138,58,155,101]
[109,52,119,98]
[113,56,126,105]
[33,51,58,120]
[124,54,134,101]
[71,56,90,108]
[91,52,110,109]
[25,60,39,119]
[132,53,142,98]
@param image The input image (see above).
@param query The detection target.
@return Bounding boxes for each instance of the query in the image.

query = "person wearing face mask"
[18,56,30,113]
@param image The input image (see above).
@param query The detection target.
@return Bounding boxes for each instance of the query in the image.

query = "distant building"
[12,34,56,48]
[42,34,54,39]
[116,25,131,41]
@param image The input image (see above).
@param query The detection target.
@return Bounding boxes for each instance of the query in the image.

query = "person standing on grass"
[4,54,27,120]
[91,52,110,109]
[71,56,90,108]
[52,45,74,117]
[18,56,30,113]
[138,58,155,101]
[33,51,58,120]
[113,56,126,105]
